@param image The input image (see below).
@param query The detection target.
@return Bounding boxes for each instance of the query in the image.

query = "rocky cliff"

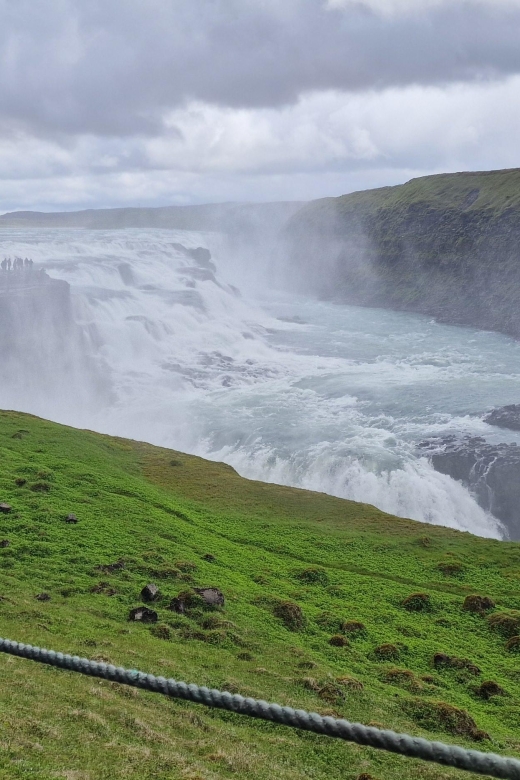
[0,270,106,412]
[284,168,520,338]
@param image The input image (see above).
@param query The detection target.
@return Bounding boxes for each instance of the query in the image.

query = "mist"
[2,214,520,541]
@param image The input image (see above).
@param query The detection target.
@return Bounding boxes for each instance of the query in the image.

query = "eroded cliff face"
[284,168,520,338]
[0,270,107,417]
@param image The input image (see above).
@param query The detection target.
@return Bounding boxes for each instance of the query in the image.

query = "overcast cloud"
[1,0,520,211]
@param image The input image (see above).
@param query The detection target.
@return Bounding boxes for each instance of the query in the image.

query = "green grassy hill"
[284,168,520,339]
[1,410,520,780]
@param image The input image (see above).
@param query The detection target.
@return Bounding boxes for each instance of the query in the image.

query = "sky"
[1,0,520,212]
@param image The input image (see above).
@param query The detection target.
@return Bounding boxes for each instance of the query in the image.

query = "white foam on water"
[1,227,519,540]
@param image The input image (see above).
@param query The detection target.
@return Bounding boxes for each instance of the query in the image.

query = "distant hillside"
[284,168,520,338]
[1,410,520,779]
[0,200,303,234]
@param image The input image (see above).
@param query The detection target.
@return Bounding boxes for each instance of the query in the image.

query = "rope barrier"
[1,636,519,778]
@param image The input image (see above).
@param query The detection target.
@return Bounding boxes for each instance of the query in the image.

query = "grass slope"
[291,167,520,225]
[1,410,520,780]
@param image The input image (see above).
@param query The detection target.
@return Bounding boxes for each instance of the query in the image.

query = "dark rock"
[433,652,451,667]
[168,596,186,614]
[35,592,50,601]
[129,606,158,623]
[484,404,520,432]
[0,540,9,548]
[15,478,26,487]
[194,587,225,607]
[203,553,216,562]
[0,503,12,514]
[141,583,160,602]
[418,435,520,539]
[65,513,78,524]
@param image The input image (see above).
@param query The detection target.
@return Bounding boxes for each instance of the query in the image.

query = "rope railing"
[1,636,519,779]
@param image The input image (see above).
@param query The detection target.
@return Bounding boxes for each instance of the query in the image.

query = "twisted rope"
[1,637,519,778]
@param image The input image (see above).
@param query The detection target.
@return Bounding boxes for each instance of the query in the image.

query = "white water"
[3,227,520,539]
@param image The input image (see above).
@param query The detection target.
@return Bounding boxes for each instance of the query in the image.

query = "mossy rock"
[402,699,489,741]
[174,560,197,573]
[437,561,464,577]
[329,634,349,647]
[341,620,366,636]
[487,611,520,637]
[150,623,171,640]
[383,668,421,692]
[433,653,481,675]
[475,681,505,699]
[463,595,495,614]
[30,481,51,493]
[505,635,520,653]
[373,643,401,662]
[273,600,305,631]
[295,567,329,586]
[401,593,431,612]
[315,611,343,633]
[336,675,363,691]
[317,682,345,705]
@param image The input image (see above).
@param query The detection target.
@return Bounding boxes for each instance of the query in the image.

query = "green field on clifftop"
[291,167,520,226]
[1,410,520,780]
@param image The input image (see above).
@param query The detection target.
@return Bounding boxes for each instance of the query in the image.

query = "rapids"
[2,227,520,539]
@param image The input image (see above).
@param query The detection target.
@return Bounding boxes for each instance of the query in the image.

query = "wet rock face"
[418,435,520,539]
[484,404,520,431]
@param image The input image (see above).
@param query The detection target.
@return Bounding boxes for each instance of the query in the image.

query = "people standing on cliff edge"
[1,259,6,271]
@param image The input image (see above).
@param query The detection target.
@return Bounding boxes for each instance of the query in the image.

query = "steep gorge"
[284,168,520,339]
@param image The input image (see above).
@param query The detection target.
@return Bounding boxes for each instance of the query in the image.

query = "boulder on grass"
[141,583,160,602]
[194,587,225,607]
[129,606,158,623]
[65,513,78,524]
[0,503,12,514]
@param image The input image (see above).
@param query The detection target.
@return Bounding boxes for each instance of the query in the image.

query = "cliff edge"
[284,168,520,338]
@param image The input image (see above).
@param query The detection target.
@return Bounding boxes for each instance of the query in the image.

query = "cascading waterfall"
[2,227,520,539]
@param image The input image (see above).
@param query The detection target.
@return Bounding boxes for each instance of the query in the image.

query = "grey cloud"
[1,0,520,138]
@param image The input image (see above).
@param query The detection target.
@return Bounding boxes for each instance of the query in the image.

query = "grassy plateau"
[1,410,520,780]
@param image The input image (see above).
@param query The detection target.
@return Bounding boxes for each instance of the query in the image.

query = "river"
[2,227,520,539]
